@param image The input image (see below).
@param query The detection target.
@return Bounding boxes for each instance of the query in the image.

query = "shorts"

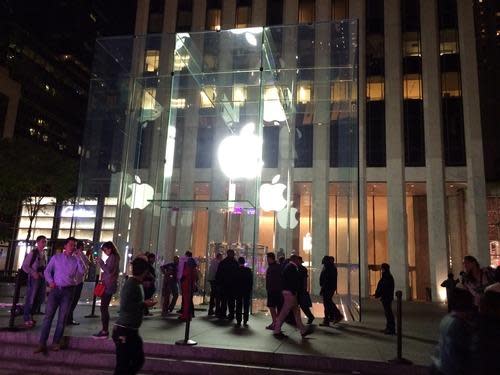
[266,291,283,308]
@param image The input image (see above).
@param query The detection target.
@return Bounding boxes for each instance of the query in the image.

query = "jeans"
[113,326,144,375]
[24,276,42,321]
[101,292,113,332]
[235,293,250,324]
[274,290,306,334]
[162,281,178,314]
[67,282,84,322]
[39,286,75,346]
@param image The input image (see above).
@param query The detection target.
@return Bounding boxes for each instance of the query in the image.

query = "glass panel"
[79,22,359,321]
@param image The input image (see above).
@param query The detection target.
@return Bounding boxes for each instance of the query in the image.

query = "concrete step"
[0,331,429,375]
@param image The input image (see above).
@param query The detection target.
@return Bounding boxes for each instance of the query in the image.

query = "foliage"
[0,138,79,241]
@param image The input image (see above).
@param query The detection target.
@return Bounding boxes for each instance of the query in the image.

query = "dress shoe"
[307,317,315,324]
[33,345,47,354]
[301,326,314,338]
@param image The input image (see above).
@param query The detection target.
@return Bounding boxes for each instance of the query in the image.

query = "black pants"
[235,293,250,324]
[220,288,235,318]
[112,326,144,375]
[100,292,113,332]
[382,300,395,332]
[322,289,342,322]
[208,281,221,315]
[67,282,84,323]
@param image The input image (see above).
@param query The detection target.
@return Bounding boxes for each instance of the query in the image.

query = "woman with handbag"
[93,241,120,339]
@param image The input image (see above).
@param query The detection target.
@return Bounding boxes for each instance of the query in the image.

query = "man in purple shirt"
[34,237,87,353]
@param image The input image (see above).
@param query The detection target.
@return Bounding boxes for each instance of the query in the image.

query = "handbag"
[94,283,106,297]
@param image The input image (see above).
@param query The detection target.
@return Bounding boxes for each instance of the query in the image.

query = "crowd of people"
[19,236,500,375]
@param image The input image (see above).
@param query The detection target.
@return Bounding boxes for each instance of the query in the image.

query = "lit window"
[171,98,186,108]
[440,29,459,55]
[403,32,421,57]
[332,0,348,21]
[403,74,422,99]
[145,50,160,72]
[206,8,221,31]
[297,83,312,104]
[366,76,384,101]
[200,86,216,108]
[299,0,315,24]
[441,71,461,97]
[233,85,247,105]
[236,6,251,28]
[331,81,348,102]
[142,88,157,110]
[174,54,190,71]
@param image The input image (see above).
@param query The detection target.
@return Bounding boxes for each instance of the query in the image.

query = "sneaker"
[33,345,47,354]
[243,321,248,327]
[24,320,35,328]
[50,344,61,352]
[92,331,109,339]
[265,323,275,330]
[235,322,241,327]
[273,331,288,339]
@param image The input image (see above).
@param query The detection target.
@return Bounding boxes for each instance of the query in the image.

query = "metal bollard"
[389,290,412,365]
[6,271,23,331]
[175,275,197,346]
[85,275,100,318]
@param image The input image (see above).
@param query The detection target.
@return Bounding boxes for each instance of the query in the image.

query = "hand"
[144,298,157,308]
[49,282,56,289]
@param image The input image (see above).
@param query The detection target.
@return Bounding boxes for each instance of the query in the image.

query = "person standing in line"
[67,240,90,325]
[441,273,459,312]
[34,237,87,353]
[207,253,222,316]
[462,255,495,307]
[160,255,179,316]
[265,252,283,330]
[142,252,157,316]
[273,255,313,339]
[297,256,315,324]
[215,249,239,320]
[477,283,500,375]
[22,235,47,328]
[112,257,157,375]
[92,241,120,339]
[374,263,395,335]
[234,257,253,327]
[319,256,343,326]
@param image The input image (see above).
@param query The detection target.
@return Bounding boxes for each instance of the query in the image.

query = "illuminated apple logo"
[217,122,263,179]
[277,206,299,229]
[259,175,287,212]
[125,175,154,210]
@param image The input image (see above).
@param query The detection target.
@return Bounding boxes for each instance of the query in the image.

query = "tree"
[0,138,78,242]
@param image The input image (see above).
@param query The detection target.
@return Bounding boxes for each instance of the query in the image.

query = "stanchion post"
[176,269,197,346]
[85,274,100,318]
[6,270,23,331]
[389,290,412,365]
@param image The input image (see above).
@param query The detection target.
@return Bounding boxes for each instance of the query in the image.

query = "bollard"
[6,271,23,331]
[389,290,412,365]
[85,274,100,318]
[175,270,197,346]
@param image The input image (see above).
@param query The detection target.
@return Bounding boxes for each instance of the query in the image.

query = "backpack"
[17,250,39,286]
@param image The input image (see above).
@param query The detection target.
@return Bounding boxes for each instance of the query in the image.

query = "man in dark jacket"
[215,249,239,320]
[273,255,313,338]
[234,257,253,326]
[375,263,395,334]
[319,256,342,326]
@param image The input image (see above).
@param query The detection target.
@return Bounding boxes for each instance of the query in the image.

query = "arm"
[76,251,89,279]
[100,254,118,276]
[22,252,38,278]
[44,256,56,287]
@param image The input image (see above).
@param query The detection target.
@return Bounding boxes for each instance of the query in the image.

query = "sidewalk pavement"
[0,297,445,367]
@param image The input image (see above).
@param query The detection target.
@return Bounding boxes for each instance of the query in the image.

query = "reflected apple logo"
[259,175,287,212]
[277,207,299,229]
[125,175,154,210]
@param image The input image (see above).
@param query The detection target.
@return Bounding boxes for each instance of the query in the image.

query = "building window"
[299,0,315,24]
[174,53,190,71]
[441,71,461,97]
[403,75,422,100]
[177,0,193,32]
[332,0,348,20]
[440,29,459,55]
[142,88,157,110]
[145,50,160,72]
[267,0,283,25]
[236,1,252,28]
[297,83,312,104]
[200,86,216,108]
[366,76,384,101]
[233,85,247,106]
[206,1,222,31]
[148,0,164,33]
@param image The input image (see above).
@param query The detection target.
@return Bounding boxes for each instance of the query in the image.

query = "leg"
[300,304,315,322]
[208,281,215,314]
[273,291,293,334]
[100,293,113,332]
[292,303,306,333]
[52,287,74,345]
[129,332,145,374]
[235,295,242,324]
[243,294,250,324]
[227,292,235,319]
[113,326,131,375]
[23,277,39,322]
[322,291,333,323]
[39,288,61,346]
[33,278,46,314]
[383,300,395,333]
[68,282,83,323]
[162,285,171,315]
[168,286,178,312]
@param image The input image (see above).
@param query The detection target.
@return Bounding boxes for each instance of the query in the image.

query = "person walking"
[265,252,283,330]
[34,237,87,353]
[375,263,395,335]
[67,240,90,325]
[441,273,459,312]
[22,235,47,328]
[160,255,179,316]
[273,255,313,339]
[319,256,343,326]
[93,241,120,339]
[142,252,157,316]
[297,256,315,324]
[207,253,222,316]
[215,249,239,320]
[112,257,157,375]
[234,257,253,327]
